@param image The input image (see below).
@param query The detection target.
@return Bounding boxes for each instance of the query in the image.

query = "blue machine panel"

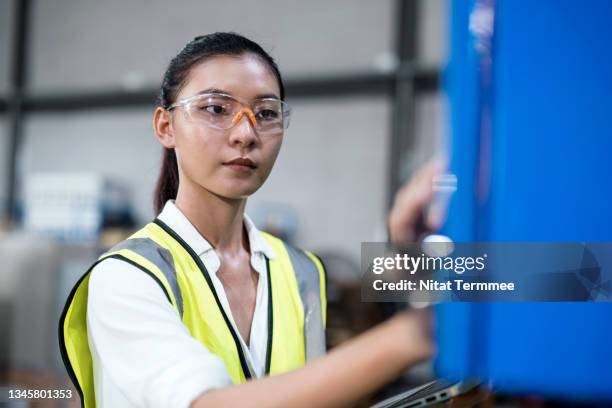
[435,0,612,403]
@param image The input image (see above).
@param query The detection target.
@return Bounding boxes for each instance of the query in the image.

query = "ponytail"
[153,147,179,214]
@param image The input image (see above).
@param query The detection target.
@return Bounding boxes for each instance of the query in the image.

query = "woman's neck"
[174,182,249,256]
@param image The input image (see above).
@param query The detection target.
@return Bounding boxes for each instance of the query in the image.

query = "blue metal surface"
[435,0,612,402]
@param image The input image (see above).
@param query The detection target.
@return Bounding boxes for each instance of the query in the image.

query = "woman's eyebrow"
[196,87,229,96]
[255,93,280,100]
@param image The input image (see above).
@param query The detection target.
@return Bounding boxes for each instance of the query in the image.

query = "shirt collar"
[157,200,275,260]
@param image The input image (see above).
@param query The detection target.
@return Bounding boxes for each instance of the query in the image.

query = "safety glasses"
[167,92,291,134]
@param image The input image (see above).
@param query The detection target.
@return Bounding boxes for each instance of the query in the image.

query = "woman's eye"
[256,109,279,121]
[203,104,228,115]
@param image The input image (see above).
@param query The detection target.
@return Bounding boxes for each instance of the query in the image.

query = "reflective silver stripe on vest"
[283,244,326,360]
[109,238,184,317]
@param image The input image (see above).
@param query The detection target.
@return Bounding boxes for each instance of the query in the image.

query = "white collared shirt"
[87,201,275,408]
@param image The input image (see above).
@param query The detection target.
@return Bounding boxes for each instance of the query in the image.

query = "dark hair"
[153,32,286,214]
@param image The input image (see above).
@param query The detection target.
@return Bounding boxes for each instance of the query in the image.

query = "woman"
[60,32,433,408]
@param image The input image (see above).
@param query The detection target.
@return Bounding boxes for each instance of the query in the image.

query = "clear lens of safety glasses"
[171,93,291,133]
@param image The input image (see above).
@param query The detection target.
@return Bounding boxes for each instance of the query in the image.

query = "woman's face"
[158,53,284,200]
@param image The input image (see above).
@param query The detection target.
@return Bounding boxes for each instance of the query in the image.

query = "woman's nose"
[228,110,258,147]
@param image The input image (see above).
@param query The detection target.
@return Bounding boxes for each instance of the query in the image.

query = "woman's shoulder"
[94,221,166,266]
[88,225,182,307]
[90,256,140,282]
[88,255,172,308]
[88,223,161,289]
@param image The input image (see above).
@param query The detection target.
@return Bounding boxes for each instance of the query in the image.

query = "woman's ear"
[153,107,176,148]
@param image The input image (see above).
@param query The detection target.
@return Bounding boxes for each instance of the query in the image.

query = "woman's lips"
[223,157,257,173]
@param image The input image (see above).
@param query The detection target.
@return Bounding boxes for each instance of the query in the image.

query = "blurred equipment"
[316,251,388,349]
[0,233,59,373]
[249,203,298,243]
[23,173,135,244]
[436,0,612,404]
[0,230,98,401]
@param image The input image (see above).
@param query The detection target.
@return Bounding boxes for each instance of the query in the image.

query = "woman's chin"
[214,183,262,200]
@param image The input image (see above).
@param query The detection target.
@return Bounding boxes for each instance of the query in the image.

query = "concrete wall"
[28,0,395,93]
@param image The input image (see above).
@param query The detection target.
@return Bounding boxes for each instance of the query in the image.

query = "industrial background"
[0,1,446,406]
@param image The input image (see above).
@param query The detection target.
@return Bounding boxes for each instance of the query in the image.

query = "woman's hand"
[388,157,446,243]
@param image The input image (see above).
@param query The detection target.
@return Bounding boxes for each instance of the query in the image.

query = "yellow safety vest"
[59,218,327,408]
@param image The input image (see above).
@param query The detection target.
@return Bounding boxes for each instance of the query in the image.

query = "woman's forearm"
[191,311,432,408]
